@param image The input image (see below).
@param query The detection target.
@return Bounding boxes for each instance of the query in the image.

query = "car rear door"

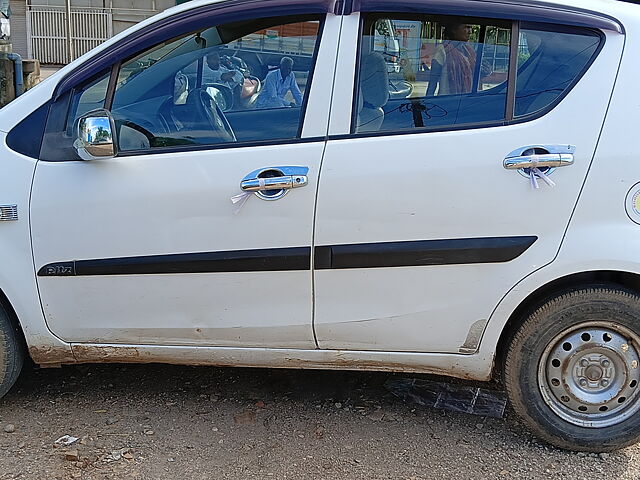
[313,3,624,353]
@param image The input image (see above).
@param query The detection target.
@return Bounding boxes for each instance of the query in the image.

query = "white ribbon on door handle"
[230,177,267,214]
[528,155,556,190]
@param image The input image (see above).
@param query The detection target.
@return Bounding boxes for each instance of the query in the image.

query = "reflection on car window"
[354,16,602,134]
[110,15,321,153]
[355,15,511,133]
[514,27,601,117]
[66,71,110,135]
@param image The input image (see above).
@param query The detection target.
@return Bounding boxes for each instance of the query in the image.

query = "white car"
[0,0,638,452]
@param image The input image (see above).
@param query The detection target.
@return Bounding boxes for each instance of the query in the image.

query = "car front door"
[313,5,624,353]
[31,5,341,349]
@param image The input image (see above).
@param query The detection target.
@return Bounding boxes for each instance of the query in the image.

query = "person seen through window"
[256,56,303,109]
[426,23,477,96]
[203,51,244,90]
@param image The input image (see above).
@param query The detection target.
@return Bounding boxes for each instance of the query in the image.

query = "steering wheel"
[185,88,236,143]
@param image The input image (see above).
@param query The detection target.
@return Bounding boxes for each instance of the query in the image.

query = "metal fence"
[27,5,113,64]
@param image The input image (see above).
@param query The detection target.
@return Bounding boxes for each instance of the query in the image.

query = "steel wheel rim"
[538,321,640,428]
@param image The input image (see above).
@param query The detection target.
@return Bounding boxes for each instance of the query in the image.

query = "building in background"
[9,0,176,64]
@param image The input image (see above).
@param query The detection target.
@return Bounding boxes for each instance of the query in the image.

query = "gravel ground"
[0,363,639,480]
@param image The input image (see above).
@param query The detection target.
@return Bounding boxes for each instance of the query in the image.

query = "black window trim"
[505,20,520,122]
[348,12,606,139]
[114,135,328,158]
[104,62,121,111]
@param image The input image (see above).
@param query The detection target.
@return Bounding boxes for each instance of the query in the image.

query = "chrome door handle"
[503,153,574,170]
[240,166,309,201]
[241,175,308,192]
[504,145,576,189]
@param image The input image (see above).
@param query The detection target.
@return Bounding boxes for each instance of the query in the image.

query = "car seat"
[357,52,389,132]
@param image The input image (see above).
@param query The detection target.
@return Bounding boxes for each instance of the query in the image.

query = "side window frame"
[39,6,328,162]
[349,12,605,137]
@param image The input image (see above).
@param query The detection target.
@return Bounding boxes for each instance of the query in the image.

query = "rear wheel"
[504,286,640,451]
[0,305,23,400]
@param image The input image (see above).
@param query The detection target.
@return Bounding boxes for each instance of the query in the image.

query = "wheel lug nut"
[579,379,588,387]
[581,359,589,367]
[601,380,609,387]
[602,360,610,368]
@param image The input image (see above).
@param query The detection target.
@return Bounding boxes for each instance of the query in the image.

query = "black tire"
[504,286,640,451]
[0,305,24,400]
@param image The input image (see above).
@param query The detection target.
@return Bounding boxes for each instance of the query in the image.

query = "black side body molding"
[38,236,536,277]
[38,247,311,276]
[314,236,537,269]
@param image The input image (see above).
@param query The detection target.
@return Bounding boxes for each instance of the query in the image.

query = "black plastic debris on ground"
[385,378,507,418]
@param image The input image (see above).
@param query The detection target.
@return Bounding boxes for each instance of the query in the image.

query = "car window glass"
[110,15,322,153]
[514,26,601,117]
[65,71,110,135]
[354,15,510,134]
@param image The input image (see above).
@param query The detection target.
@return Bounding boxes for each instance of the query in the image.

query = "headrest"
[359,52,389,109]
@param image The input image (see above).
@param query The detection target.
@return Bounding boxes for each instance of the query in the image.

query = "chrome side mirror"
[74,109,117,160]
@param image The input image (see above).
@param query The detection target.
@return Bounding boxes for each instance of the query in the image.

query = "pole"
[65,0,74,63]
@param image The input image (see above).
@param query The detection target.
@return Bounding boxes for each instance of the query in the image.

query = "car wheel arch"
[0,287,28,354]
[491,270,640,382]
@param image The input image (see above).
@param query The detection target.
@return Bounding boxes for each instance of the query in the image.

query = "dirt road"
[0,364,638,479]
